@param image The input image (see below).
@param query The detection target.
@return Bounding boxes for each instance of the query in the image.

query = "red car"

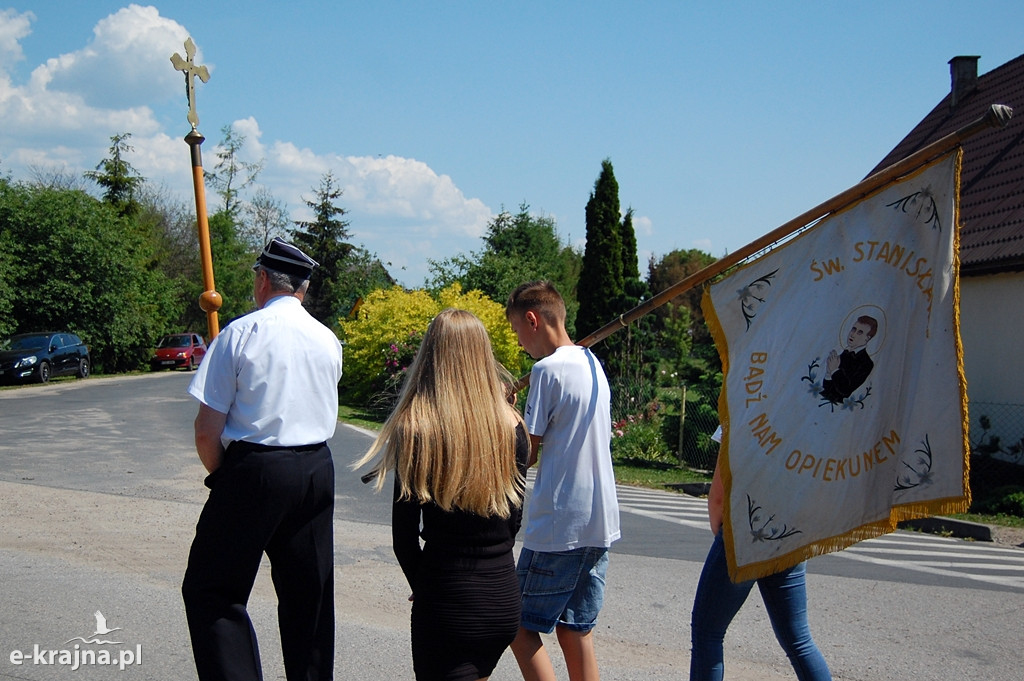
[150,333,207,371]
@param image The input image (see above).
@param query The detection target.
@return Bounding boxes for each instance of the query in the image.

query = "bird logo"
[64,611,123,645]
[92,611,122,637]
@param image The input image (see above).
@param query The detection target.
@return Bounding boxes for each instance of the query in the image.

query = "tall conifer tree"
[620,207,640,282]
[85,133,143,217]
[576,159,624,337]
[291,171,353,326]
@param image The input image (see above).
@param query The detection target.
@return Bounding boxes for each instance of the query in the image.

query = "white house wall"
[959,271,1024,404]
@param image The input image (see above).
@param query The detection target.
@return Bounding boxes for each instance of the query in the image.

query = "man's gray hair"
[261,267,310,295]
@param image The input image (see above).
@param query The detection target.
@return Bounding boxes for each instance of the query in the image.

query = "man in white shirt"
[182,238,344,681]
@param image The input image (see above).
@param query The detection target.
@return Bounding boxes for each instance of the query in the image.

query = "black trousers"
[182,441,335,681]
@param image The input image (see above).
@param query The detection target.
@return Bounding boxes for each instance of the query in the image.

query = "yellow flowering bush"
[436,285,522,371]
[339,283,523,409]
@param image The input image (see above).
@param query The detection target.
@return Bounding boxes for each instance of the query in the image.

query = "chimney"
[949,56,980,109]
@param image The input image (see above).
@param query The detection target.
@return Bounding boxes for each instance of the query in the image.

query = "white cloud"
[632,213,653,236]
[131,131,192,184]
[341,155,491,234]
[0,8,33,72]
[254,143,493,285]
[0,5,189,180]
[5,144,84,173]
[692,238,713,252]
[231,117,265,160]
[33,4,191,110]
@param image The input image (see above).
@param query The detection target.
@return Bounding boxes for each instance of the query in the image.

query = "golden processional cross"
[171,37,221,339]
[170,37,209,131]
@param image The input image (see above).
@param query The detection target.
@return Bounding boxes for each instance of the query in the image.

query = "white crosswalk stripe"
[838,531,1024,590]
[614,485,711,529]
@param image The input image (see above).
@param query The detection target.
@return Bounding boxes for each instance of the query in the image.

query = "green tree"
[576,159,624,338]
[85,137,196,333]
[620,207,640,281]
[208,210,257,324]
[134,184,209,335]
[605,202,660,416]
[647,248,718,350]
[0,182,179,371]
[428,204,582,335]
[291,171,354,326]
[84,132,143,217]
[0,215,15,339]
[207,124,263,223]
[645,248,723,455]
[574,160,660,406]
[203,126,268,329]
[336,245,396,320]
[244,186,290,249]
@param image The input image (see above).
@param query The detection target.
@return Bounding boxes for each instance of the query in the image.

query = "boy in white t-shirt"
[505,281,621,681]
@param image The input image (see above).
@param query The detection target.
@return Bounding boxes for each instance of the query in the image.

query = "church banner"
[702,151,970,582]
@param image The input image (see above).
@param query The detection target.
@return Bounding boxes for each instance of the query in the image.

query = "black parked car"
[0,332,91,384]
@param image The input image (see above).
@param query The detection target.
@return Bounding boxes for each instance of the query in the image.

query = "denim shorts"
[516,546,609,633]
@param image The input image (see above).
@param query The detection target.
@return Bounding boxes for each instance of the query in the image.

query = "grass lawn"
[950,511,1024,528]
[338,404,385,432]
[613,457,711,490]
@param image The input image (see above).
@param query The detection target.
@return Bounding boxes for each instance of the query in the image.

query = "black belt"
[227,440,327,455]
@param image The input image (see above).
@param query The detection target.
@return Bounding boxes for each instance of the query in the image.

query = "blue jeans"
[689,533,831,681]
[517,546,609,633]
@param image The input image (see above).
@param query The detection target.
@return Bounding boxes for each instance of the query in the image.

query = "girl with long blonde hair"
[355,308,528,681]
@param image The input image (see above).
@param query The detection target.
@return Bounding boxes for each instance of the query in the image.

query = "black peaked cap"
[253,237,318,279]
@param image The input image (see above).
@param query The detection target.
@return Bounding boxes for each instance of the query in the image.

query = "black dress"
[392,424,529,681]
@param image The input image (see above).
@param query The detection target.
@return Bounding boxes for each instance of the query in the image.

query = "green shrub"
[975,486,1024,517]
[339,283,522,410]
[611,406,671,463]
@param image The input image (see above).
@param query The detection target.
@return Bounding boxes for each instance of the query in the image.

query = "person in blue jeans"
[505,281,621,681]
[690,426,832,681]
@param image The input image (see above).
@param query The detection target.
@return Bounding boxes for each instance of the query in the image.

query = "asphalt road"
[1,372,1021,680]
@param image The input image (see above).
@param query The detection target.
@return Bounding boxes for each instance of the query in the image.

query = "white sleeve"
[186,331,238,414]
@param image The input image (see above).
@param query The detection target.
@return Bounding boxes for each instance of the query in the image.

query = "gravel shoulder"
[990,524,1024,547]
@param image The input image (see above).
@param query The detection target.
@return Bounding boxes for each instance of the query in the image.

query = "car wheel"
[76,357,90,379]
[38,361,51,383]
[188,356,197,371]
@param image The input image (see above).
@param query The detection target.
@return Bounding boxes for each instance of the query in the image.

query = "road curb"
[666,482,711,496]
[897,516,993,542]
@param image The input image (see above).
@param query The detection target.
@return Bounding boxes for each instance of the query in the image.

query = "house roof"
[869,54,1024,275]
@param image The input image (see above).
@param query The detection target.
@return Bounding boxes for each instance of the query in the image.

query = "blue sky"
[2,2,1022,287]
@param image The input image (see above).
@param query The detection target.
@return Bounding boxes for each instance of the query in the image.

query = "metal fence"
[969,401,1024,465]
[609,376,721,472]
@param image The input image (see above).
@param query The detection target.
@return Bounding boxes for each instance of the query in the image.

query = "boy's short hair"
[506,280,567,326]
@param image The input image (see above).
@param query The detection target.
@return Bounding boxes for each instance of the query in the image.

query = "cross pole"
[171,38,221,339]
[512,103,1013,393]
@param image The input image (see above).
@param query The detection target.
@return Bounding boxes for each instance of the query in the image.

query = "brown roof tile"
[869,55,1024,275]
